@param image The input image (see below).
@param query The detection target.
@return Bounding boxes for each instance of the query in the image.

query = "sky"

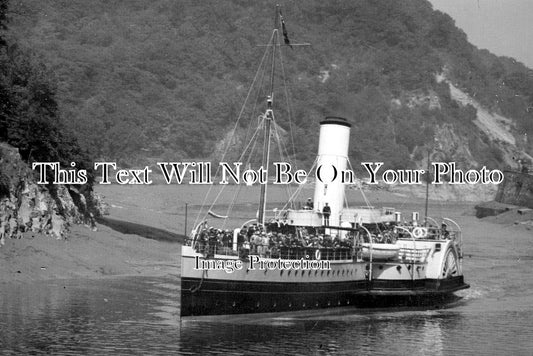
[429,0,533,69]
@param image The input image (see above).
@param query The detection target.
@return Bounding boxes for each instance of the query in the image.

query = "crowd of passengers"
[192,221,453,258]
[193,223,355,258]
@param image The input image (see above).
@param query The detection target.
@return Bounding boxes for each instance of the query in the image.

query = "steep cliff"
[0,143,106,240]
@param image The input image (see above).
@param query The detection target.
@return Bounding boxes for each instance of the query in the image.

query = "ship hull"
[180,275,468,317]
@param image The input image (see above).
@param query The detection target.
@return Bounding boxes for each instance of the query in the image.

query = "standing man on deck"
[322,203,331,226]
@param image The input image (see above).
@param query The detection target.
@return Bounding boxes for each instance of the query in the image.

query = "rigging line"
[203,114,264,224]
[281,179,304,211]
[268,28,279,96]
[194,105,267,229]
[222,119,264,225]
[203,116,265,222]
[270,111,293,204]
[194,116,262,229]
[242,48,270,150]
[272,115,294,169]
[344,188,350,210]
[278,134,295,193]
[291,156,318,210]
[277,37,298,165]
[212,29,275,176]
[224,113,266,224]
[280,156,318,211]
[220,154,257,227]
[192,33,274,229]
[346,159,372,208]
[238,116,265,168]
[272,117,296,202]
[271,121,291,195]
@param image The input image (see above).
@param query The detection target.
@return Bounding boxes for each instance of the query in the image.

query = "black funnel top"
[320,116,351,128]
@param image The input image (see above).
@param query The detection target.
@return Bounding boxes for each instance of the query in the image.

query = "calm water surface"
[1,203,533,355]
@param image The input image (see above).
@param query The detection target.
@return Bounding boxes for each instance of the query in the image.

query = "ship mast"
[257,5,280,226]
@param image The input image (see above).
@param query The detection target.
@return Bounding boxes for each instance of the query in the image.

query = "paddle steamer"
[180,6,468,317]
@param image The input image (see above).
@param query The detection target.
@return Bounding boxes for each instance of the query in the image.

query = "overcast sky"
[429,0,533,69]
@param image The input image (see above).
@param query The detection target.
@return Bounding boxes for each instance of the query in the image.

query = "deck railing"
[187,240,354,261]
[398,247,431,263]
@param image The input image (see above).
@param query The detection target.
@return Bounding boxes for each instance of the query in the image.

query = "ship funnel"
[313,117,351,227]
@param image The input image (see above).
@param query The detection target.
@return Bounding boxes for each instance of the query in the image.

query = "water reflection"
[179,309,463,356]
[1,276,532,355]
[0,278,181,355]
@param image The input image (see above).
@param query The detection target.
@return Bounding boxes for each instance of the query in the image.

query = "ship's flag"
[280,12,292,49]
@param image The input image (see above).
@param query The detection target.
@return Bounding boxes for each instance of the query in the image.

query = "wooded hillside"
[5,0,533,170]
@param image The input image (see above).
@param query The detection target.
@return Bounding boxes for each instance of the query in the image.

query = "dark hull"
[180,276,469,317]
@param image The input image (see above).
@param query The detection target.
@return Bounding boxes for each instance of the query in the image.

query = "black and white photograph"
[0,0,532,354]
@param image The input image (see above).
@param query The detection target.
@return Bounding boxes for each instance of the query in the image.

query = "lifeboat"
[361,243,400,261]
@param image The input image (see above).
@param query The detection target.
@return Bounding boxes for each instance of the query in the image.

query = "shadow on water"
[4,275,530,355]
[178,307,466,355]
[96,216,185,243]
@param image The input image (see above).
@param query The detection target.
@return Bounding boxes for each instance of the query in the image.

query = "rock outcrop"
[0,143,106,241]
[494,170,533,209]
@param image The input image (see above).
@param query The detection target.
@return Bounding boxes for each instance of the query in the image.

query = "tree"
[0,0,7,47]
[0,1,93,182]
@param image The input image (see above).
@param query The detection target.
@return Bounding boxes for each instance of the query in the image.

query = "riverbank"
[0,223,180,283]
[1,183,528,285]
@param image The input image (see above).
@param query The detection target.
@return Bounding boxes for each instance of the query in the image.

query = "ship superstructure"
[180,6,468,317]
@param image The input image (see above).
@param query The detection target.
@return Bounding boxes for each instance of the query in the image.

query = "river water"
[1,203,532,355]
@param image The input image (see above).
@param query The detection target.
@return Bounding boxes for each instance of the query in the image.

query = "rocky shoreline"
[0,143,107,244]
[0,145,182,283]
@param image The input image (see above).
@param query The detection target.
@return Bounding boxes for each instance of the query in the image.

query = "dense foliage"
[5,0,533,170]
[0,0,93,183]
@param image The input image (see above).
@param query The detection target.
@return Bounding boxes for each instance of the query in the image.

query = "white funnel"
[313,117,351,227]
